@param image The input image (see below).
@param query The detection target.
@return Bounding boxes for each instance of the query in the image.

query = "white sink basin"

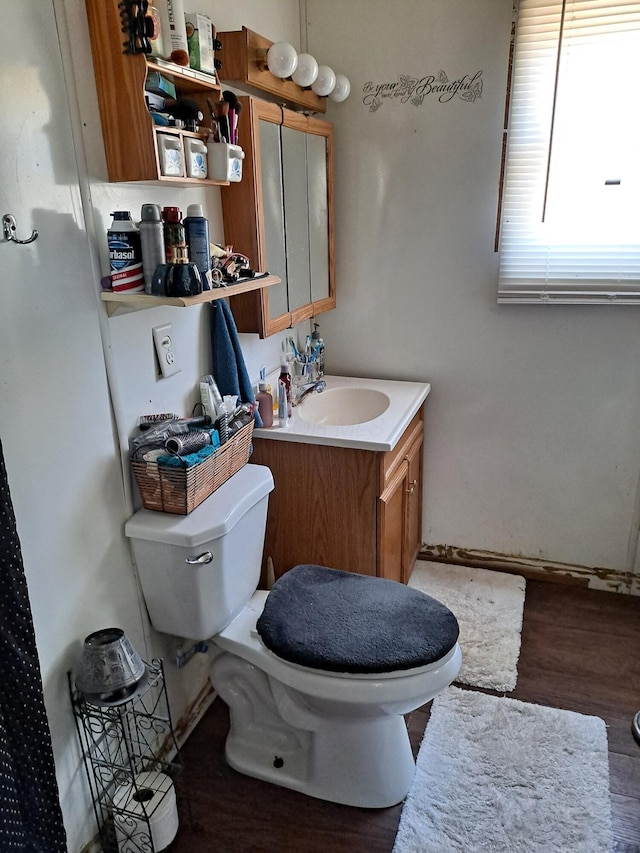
[298,387,390,426]
[254,375,431,451]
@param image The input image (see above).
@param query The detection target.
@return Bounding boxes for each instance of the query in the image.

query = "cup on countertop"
[292,357,319,386]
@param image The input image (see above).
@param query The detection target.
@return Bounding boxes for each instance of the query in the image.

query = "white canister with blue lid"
[184,137,208,179]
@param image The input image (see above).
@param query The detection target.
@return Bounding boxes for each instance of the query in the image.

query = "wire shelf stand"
[69,658,183,852]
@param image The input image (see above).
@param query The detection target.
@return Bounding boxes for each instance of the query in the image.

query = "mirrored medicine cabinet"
[221,97,336,338]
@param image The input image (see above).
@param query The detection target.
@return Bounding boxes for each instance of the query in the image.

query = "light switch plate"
[152,323,181,378]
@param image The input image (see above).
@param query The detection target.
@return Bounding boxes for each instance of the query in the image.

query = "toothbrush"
[288,336,300,359]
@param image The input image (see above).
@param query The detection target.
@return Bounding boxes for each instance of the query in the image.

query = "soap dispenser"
[311,323,325,378]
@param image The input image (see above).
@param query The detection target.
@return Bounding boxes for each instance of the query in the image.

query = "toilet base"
[211,652,417,808]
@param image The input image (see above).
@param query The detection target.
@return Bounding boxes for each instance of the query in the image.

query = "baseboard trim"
[419,544,636,595]
[173,681,216,749]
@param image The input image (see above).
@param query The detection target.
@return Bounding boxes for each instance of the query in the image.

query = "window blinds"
[497,0,640,304]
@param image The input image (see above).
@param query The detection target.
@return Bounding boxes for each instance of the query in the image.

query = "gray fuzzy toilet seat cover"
[256,564,460,674]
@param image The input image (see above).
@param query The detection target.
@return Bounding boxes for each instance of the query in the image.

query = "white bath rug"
[409,561,526,691]
[393,686,613,853]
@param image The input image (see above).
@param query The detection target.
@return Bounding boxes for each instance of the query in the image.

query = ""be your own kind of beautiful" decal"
[363,71,483,111]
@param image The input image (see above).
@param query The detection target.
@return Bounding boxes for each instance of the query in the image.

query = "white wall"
[307,0,640,580]
[66,0,303,469]
[0,2,300,850]
[3,0,639,849]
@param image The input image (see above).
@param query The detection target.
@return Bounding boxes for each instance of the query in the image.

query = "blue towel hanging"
[210,300,263,427]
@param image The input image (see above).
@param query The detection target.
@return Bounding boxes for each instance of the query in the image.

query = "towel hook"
[3,214,38,245]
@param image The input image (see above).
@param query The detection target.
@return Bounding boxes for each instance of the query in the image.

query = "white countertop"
[253,375,431,451]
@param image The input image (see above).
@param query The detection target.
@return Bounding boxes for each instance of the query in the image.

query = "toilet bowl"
[125,464,462,808]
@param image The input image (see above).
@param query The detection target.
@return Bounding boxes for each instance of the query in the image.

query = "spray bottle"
[107,211,144,293]
[183,204,211,290]
[139,204,165,293]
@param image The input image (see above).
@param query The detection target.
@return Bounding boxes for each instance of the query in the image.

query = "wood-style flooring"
[171,578,640,852]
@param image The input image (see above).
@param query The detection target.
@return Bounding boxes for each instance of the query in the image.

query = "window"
[497,0,640,303]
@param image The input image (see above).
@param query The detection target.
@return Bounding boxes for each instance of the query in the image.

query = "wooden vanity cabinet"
[251,408,424,585]
[221,97,336,337]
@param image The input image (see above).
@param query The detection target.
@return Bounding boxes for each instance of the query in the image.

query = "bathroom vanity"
[251,376,430,585]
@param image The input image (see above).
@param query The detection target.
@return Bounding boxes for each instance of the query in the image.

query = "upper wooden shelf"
[100,274,281,316]
[146,58,220,93]
[85,0,225,183]
[217,28,326,114]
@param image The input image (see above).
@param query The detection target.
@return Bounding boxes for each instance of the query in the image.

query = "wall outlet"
[152,323,181,378]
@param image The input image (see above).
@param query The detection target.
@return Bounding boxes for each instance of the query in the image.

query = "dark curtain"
[0,438,67,851]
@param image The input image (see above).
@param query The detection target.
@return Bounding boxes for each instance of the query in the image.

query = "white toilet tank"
[124,464,274,640]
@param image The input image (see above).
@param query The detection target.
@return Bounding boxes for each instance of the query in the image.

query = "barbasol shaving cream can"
[108,211,144,293]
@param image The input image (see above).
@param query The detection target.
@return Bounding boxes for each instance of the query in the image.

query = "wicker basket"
[131,420,254,514]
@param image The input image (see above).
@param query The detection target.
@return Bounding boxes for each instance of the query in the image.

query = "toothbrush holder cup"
[206,143,244,183]
[292,358,320,386]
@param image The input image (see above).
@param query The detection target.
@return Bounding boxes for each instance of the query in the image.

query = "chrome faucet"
[292,380,326,406]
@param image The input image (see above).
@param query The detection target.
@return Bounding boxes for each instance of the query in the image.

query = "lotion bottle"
[155,0,190,66]
[256,381,274,427]
[277,381,289,426]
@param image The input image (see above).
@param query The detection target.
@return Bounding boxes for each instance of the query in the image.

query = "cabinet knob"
[406,479,417,495]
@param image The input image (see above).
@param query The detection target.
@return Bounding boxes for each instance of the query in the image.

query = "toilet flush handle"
[185,551,213,565]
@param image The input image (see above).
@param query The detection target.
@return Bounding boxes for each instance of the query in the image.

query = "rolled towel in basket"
[157,444,217,468]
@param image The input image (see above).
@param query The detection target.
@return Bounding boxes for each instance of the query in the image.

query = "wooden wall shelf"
[100,274,281,316]
[218,28,326,114]
[85,0,226,183]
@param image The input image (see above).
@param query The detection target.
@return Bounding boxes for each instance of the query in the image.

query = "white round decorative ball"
[311,65,336,97]
[291,54,319,87]
[329,74,351,102]
[267,42,298,78]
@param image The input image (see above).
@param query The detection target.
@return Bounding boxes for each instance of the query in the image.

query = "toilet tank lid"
[124,463,274,547]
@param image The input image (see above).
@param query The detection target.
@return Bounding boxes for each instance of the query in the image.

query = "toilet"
[125,464,462,808]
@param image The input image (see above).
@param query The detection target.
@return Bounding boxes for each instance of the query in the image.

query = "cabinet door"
[405,430,424,573]
[224,97,335,337]
[378,460,410,584]
[259,118,288,321]
[307,132,330,306]
[251,438,379,582]
[281,125,311,315]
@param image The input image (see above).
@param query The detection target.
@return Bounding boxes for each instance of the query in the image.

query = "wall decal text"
[363,71,483,111]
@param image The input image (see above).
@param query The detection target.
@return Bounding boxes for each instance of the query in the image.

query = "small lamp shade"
[312,65,336,97]
[76,627,146,703]
[291,53,319,88]
[267,42,298,78]
[329,73,351,102]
